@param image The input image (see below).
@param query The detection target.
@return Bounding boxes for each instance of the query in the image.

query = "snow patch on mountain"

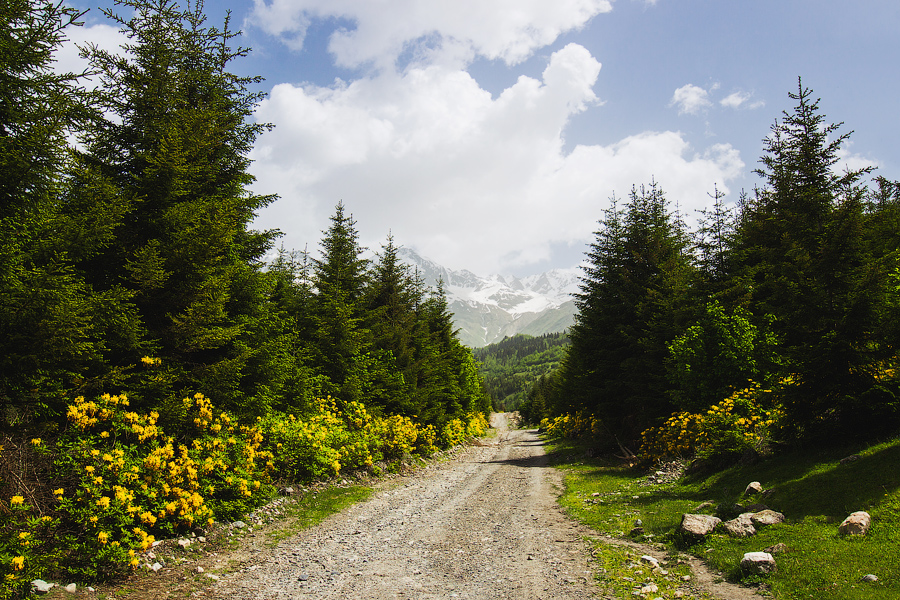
[398,248,580,347]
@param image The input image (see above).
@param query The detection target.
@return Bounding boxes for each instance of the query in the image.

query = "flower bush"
[540,412,603,440]
[0,492,59,600]
[0,377,490,596]
[0,390,277,588]
[258,398,490,481]
[640,381,785,463]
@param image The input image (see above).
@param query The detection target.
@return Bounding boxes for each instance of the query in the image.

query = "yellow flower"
[97,531,108,544]
[11,556,24,571]
[10,496,24,506]
[96,496,111,509]
[30,438,41,446]
[53,488,64,496]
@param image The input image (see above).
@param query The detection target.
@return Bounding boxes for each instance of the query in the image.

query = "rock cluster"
[30,580,92,595]
[678,481,787,578]
[678,480,878,581]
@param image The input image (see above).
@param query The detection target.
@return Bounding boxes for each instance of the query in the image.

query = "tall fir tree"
[311,202,371,403]
[363,234,419,415]
[0,0,122,420]
[560,182,694,446]
[69,0,281,416]
[734,79,885,437]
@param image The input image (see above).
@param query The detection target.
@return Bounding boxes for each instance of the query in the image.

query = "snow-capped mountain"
[397,248,580,348]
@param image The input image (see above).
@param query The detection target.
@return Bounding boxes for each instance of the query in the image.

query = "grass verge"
[548,436,900,599]
[267,485,373,546]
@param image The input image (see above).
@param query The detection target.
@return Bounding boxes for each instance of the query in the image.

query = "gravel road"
[207,413,599,599]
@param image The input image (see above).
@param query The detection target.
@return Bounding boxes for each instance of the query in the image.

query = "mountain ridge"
[397,248,579,348]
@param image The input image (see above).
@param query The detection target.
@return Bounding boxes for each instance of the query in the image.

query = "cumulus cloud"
[242,2,746,273]
[248,0,613,69]
[250,44,743,273]
[720,90,764,110]
[54,22,127,86]
[670,84,713,115]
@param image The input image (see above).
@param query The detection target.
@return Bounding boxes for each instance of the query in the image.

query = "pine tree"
[560,182,694,446]
[735,79,884,437]
[70,0,280,415]
[364,234,419,415]
[0,0,114,419]
[311,202,371,403]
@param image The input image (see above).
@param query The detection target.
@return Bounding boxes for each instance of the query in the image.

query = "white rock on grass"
[839,511,871,536]
[740,552,776,575]
[31,580,53,595]
[640,555,660,569]
[743,481,763,496]
[751,509,785,527]
[723,513,757,537]
[680,514,721,538]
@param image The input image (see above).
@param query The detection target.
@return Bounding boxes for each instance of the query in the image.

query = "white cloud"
[248,0,613,69]
[720,91,764,110]
[250,44,744,274]
[835,144,880,175]
[670,84,713,115]
[54,22,127,87]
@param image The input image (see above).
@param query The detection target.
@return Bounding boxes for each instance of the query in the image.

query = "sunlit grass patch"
[267,485,373,546]
[548,435,900,599]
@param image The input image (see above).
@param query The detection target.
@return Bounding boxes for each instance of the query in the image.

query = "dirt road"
[207,414,598,599]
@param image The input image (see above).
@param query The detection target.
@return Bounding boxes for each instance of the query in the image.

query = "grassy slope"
[550,436,900,599]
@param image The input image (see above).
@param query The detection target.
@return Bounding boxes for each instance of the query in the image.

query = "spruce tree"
[735,79,884,437]
[0,0,112,419]
[561,182,694,446]
[364,234,419,415]
[71,0,280,415]
[311,202,371,403]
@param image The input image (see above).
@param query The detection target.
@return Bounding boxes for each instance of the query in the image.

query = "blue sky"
[63,0,899,276]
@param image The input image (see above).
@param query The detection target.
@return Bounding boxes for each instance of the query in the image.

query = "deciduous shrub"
[540,412,602,439]
[640,381,784,463]
[1,385,490,596]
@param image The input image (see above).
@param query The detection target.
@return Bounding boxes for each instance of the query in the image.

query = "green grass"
[587,540,715,599]
[549,436,900,599]
[267,485,373,546]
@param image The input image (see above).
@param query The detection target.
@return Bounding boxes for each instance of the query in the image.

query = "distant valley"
[398,248,579,348]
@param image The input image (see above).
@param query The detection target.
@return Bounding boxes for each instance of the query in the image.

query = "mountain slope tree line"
[473,333,569,413]
[535,82,900,459]
[0,0,488,592]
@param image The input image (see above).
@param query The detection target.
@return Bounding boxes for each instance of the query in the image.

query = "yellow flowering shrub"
[640,381,785,462]
[0,490,59,600]
[540,412,602,439]
[441,419,467,448]
[259,398,490,481]
[2,377,489,592]
[47,391,274,579]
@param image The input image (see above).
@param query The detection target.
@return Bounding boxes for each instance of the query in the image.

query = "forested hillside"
[473,333,569,412]
[537,81,900,461]
[0,1,488,593]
